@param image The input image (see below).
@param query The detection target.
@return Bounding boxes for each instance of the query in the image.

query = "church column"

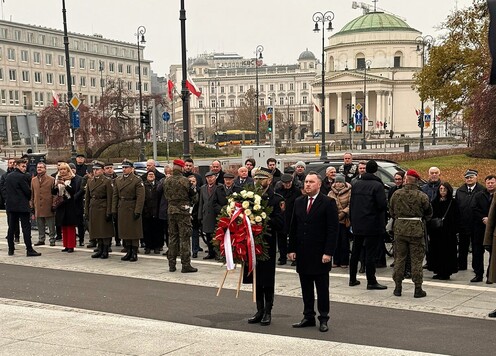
[336,92,343,133]
[376,90,383,129]
[324,92,331,134]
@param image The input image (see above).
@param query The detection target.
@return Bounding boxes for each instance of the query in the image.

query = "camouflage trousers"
[167,213,192,267]
[393,234,425,285]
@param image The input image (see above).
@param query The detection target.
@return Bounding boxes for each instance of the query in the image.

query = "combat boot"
[129,247,138,262]
[91,243,103,258]
[393,282,402,297]
[100,245,109,259]
[248,289,265,324]
[181,265,198,273]
[121,247,132,261]
[414,285,427,298]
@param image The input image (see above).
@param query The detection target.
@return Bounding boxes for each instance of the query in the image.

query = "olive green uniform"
[390,184,432,286]
[164,168,197,270]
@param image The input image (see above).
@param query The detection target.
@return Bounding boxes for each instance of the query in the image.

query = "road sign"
[162,112,171,122]
[70,95,81,111]
[71,110,80,129]
[354,110,363,125]
[266,106,273,120]
[424,106,432,115]
[355,103,362,111]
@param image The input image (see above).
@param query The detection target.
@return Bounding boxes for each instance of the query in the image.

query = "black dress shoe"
[349,280,361,287]
[319,321,329,332]
[292,318,316,328]
[192,252,198,258]
[61,248,69,252]
[487,280,493,285]
[67,248,74,253]
[203,254,216,260]
[78,241,84,247]
[470,275,483,283]
[34,241,45,246]
[169,266,176,272]
[367,283,387,290]
[8,250,14,256]
[86,241,97,248]
[488,309,496,318]
[26,249,41,257]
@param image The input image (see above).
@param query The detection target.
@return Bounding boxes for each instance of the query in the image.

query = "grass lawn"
[398,154,496,187]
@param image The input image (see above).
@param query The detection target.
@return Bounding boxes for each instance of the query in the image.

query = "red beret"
[406,169,421,180]
[173,159,185,168]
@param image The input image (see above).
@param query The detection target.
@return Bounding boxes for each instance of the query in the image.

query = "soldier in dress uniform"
[85,161,114,259]
[245,167,285,326]
[164,159,198,273]
[103,162,121,249]
[112,159,145,262]
[390,169,433,298]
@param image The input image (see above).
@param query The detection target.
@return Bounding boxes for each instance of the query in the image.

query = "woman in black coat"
[52,163,79,252]
[427,182,458,280]
[142,171,162,254]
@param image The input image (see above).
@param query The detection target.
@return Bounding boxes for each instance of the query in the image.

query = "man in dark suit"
[288,171,338,332]
[198,171,219,259]
[213,173,241,215]
[234,166,254,188]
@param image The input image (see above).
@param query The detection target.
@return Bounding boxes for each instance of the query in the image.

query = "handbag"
[52,195,64,211]
[428,200,452,229]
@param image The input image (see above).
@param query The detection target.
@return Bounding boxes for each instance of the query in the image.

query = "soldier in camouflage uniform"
[390,169,432,298]
[163,159,198,273]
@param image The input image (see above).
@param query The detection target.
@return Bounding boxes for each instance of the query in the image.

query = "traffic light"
[417,115,422,128]
[384,122,388,130]
[140,111,150,125]
[267,119,273,132]
[348,118,354,130]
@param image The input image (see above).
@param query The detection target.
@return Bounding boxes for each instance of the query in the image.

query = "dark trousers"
[277,232,288,261]
[458,232,471,270]
[7,212,33,251]
[205,232,215,256]
[472,233,485,277]
[350,234,382,284]
[191,227,200,253]
[143,217,163,249]
[56,225,62,240]
[298,273,330,322]
[6,211,20,239]
[333,224,350,266]
[77,222,85,244]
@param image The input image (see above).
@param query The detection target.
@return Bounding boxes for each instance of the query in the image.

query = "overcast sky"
[1,0,475,75]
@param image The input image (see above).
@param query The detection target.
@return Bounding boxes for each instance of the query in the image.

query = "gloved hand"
[484,245,492,252]
[133,213,141,220]
[105,214,112,222]
[112,213,118,220]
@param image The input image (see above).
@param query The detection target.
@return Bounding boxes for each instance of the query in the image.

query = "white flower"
[242,201,250,209]
[240,190,247,198]
[232,192,238,197]
[253,204,261,211]
[229,202,235,209]
[244,209,252,216]
[246,191,254,198]
[261,212,267,219]
[254,196,262,204]
[239,213,244,219]
[255,216,262,223]
[226,207,232,215]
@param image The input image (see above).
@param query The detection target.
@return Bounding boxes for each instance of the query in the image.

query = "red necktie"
[307,197,314,214]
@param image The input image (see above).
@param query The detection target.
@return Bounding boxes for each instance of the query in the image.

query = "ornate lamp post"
[180,0,191,159]
[362,59,371,149]
[136,25,146,161]
[255,45,264,145]
[416,34,433,152]
[313,11,334,160]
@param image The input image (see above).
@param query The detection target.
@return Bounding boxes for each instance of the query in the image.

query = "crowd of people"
[2,152,496,325]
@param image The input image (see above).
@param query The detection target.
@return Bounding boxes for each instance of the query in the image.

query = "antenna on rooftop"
[351,1,406,20]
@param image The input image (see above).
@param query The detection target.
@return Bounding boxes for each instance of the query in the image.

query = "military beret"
[406,169,421,180]
[224,172,235,179]
[173,159,185,168]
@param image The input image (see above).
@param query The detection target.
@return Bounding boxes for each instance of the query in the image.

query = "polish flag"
[259,113,267,121]
[167,80,174,100]
[314,102,320,112]
[52,90,59,107]
[415,108,420,116]
[186,77,202,98]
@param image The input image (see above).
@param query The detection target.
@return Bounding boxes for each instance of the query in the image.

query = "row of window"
[199,94,309,109]
[0,27,137,59]
[207,82,308,95]
[0,68,149,91]
[194,111,309,126]
[0,48,148,76]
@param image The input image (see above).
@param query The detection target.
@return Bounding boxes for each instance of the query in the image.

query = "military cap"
[104,162,114,167]
[92,161,105,169]
[464,169,478,178]
[121,159,133,168]
[253,167,273,179]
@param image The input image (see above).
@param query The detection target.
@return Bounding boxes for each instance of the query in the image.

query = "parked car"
[113,161,164,176]
[303,158,407,189]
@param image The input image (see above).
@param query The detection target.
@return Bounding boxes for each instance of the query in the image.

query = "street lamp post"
[180,0,191,159]
[313,10,334,160]
[255,45,264,145]
[136,25,146,161]
[416,34,433,152]
[61,0,76,160]
[362,59,371,149]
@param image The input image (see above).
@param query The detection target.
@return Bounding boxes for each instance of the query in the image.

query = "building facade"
[0,19,151,147]
[168,51,319,144]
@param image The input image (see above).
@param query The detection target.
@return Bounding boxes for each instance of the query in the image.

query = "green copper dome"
[337,12,414,34]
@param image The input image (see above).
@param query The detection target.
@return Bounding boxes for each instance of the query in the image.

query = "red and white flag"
[259,113,267,121]
[52,90,59,107]
[415,108,420,116]
[167,80,174,100]
[313,102,320,113]
[186,77,202,98]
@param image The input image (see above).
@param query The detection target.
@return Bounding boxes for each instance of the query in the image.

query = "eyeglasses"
[394,178,403,181]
